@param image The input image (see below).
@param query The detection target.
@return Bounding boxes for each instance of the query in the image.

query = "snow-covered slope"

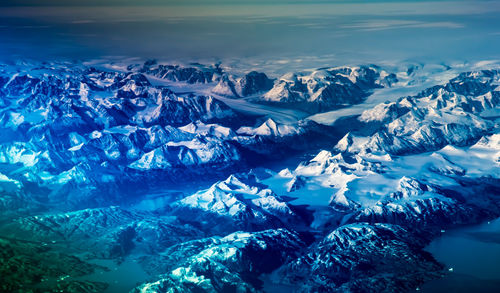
[261,66,397,112]
[273,223,442,292]
[141,61,221,84]
[237,118,303,137]
[268,69,500,231]
[133,229,305,293]
[0,61,330,208]
[142,61,399,114]
[212,71,275,98]
[341,69,500,155]
[172,174,304,233]
[2,61,500,293]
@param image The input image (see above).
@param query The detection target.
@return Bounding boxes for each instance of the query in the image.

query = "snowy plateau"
[0,59,499,293]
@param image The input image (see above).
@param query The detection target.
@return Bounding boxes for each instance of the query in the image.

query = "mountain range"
[0,60,498,293]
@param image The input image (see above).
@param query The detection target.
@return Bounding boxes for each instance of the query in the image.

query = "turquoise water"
[75,258,150,293]
[422,218,500,292]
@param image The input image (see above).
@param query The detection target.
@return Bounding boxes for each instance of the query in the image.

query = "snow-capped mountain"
[262,66,398,112]
[172,174,305,233]
[275,136,500,231]
[0,62,332,208]
[141,61,399,114]
[141,61,221,84]
[2,60,500,293]
[212,71,275,98]
[341,69,499,155]
[237,118,303,137]
[271,68,500,232]
[141,60,275,98]
[133,229,306,293]
[273,223,443,292]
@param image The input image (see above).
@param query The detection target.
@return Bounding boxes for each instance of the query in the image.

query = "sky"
[0,0,471,6]
[0,0,499,72]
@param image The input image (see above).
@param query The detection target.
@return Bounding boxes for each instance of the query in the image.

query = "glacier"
[0,59,499,293]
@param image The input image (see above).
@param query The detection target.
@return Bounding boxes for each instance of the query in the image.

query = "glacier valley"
[0,59,499,293]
